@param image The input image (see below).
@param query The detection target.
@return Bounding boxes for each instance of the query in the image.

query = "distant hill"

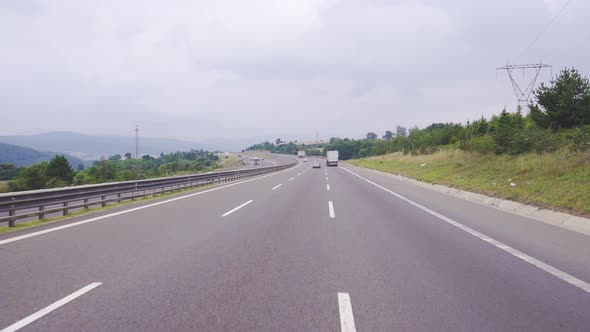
[0,132,221,160]
[0,143,85,167]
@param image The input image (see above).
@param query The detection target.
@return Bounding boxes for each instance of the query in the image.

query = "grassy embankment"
[349,150,590,217]
[217,156,244,169]
[0,181,8,193]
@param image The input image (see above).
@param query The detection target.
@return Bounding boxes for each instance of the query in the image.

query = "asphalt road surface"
[1,156,590,331]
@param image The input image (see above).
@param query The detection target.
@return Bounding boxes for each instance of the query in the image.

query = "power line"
[497,63,552,105]
[519,0,573,57]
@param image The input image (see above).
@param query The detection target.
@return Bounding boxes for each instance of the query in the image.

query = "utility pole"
[496,62,552,106]
[135,125,139,159]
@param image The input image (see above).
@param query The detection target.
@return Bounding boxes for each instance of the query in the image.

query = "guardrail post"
[101,196,106,207]
[63,201,69,216]
[84,199,89,209]
[8,209,16,227]
[117,193,122,203]
[39,205,45,219]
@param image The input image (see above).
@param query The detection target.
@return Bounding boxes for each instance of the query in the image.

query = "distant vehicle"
[252,157,260,165]
[261,158,265,160]
[312,161,321,168]
[303,158,308,162]
[298,151,306,158]
[326,150,339,166]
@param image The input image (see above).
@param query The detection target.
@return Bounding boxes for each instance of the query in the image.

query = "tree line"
[246,140,324,156]
[249,67,590,160]
[5,149,221,192]
[323,67,590,159]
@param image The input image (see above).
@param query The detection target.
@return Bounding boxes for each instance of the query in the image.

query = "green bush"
[570,126,590,152]
[469,136,498,154]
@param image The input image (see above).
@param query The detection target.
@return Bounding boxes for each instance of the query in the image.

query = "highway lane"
[1,157,590,330]
[324,164,590,330]
[0,159,306,330]
[339,163,590,286]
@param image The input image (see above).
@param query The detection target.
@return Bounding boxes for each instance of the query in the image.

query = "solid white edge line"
[2,282,102,332]
[329,201,335,219]
[338,292,357,332]
[0,162,302,246]
[221,200,254,217]
[272,184,282,190]
[327,184,331,191]
[340,166,590,294]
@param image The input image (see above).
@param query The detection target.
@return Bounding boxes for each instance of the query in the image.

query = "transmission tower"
[497,62,552,105]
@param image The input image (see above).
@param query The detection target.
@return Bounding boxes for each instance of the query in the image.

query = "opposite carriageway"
[0,162,296,227]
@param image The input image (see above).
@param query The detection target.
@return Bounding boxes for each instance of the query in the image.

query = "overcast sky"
[1,0,589,143]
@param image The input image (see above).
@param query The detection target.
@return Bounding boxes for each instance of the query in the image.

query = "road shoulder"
[344,163,590,237]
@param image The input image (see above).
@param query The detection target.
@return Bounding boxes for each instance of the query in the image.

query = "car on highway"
[303,158,308,162]
[312,161,321,168]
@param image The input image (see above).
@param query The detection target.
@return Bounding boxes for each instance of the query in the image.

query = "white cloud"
[0,0,588,144]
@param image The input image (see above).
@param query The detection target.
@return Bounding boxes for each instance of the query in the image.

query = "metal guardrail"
[0,162,295,227]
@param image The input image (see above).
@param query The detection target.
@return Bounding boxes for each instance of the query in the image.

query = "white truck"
[326,150,339,166]
[297,151,306,158]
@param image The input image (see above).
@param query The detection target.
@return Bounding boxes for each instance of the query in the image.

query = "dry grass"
[218,156,243,169]
[0,181,8,193]
[349,149,590,217]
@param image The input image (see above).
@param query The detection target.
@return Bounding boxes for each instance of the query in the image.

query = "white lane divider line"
[272,184,282,190]
[298,173,302,176]
[0,161,303,246]
[340,166,590,295]
[338,292,357,332]
[222,200,254,217]
[2,282,102,332]
[327,184,331,191]
[289,177,295,181]
[325,177,329,181]
[328,201,335,219]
